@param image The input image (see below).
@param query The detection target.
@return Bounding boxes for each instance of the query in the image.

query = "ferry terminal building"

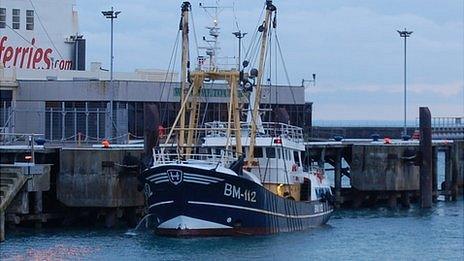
[0,0,312,143]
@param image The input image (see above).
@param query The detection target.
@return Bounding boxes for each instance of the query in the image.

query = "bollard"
[419,107,433,208]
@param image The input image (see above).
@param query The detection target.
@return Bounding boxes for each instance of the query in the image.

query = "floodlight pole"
[102,7,121,139]
[397,28,413,138]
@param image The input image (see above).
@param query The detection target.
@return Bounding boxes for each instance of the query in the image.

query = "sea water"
[1,154,463,260]
[1,199,462,260]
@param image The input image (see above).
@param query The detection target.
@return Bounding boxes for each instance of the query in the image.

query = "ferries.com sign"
[0,35,73,70]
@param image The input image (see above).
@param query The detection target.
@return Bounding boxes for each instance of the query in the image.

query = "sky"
[77,0,464,122]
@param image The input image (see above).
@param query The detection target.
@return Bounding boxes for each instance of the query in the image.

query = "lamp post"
[102,7,121,139]
[232,31,247,71]
[302,74,316,103]
[397,28,413,139]
[301,73,316,88]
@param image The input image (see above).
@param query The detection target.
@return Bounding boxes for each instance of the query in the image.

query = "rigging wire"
[200,80,215,127]
[159,31,181,126]
[247,34,262,72]
[232,1,241,32]
[275,31,296,105]
[267,25,273,123]
[4,24,39,48]
[243,4,265,61]
[28,0,64,59]
[163,38,180,126]
[190,8,200,60]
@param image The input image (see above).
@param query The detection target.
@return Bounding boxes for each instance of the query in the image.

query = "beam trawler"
[139,0,333,236]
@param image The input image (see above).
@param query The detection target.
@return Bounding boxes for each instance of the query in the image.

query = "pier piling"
[432,147,438,202]
[419,107,433,208]
[444,148,452,201]
[400,192,410,208]
[0,210,4,242]
[334,149,342,208]
[318,148,326,170]
[33,191,43,229]
[451,141,462,201]
[388,193,398,209]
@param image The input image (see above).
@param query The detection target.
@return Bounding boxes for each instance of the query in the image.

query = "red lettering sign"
[0,35,73,70]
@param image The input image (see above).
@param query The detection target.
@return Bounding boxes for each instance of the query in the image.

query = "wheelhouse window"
[213,148,221,155]
[254,147,263,158]
[0,8,6,28]
[12,9,20,29]
[294,151,301,166]
[265,147,275,158]
[26,10,34,30]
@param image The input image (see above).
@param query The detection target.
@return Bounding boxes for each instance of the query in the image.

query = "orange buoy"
[102,139,110,148]
[384,137,392,144]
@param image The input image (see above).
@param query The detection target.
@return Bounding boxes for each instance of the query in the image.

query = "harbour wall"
[1,139,463,242]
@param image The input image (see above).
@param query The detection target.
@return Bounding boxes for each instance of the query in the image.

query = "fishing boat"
[139,0,333,236]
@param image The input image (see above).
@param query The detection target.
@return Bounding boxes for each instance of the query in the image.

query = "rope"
[244,4,265,61]
[4,24,39,48]
[190,8,200,59]
[275,32,296,104]
[160,31,181,126]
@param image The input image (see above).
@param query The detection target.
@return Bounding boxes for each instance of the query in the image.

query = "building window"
[12,9,20,29]
[0,8,6,28]
[26,10,34,30]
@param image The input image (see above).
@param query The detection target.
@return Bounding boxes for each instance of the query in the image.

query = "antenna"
[198,1,233,70]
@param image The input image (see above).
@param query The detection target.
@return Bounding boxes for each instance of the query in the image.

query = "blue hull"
[140,164,333,236]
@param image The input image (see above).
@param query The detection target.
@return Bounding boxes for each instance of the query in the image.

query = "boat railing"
[203,121,304,143]
[153,147,237,166]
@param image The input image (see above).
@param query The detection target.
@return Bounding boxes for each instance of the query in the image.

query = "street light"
[302,74,316,103]
[102,7,121,139]
[397,28,413,139]
[301,74,316,88]
[232,31,247,71]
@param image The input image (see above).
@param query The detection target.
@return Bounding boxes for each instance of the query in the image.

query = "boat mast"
[246,0,276,167]
[179,1,191,152]
[165,1,243,162]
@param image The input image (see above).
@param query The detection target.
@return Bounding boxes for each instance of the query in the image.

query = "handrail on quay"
[415,116,464,128]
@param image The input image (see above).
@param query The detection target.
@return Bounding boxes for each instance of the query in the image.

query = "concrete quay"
[0,138,463,242]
